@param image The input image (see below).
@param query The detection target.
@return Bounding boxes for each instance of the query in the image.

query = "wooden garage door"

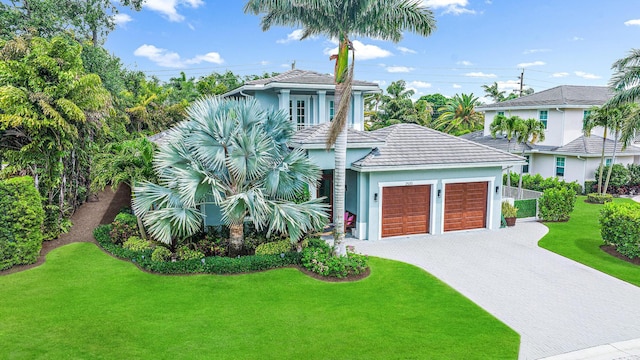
[382,185,430,238]
[444,182,488,232]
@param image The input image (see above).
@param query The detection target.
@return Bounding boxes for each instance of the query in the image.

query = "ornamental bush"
[301,239,368,278]
[595,164,631,190]
[109,212,139,244]
[122,236,151,252]
[151,246,172,262]
[538,187,576,222]
[586,193,613,204]
[599,202,640,258]
[0,176,45,270]
[255,239,292,255]
[177,246,205,261]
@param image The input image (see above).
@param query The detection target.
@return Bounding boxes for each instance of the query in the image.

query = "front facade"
[472,85,640,186]
[203,70,524,240]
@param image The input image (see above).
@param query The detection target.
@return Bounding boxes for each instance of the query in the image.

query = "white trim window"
[555,157,565,177]
[605,158,612,166]
[328,100,335,121]
[539,110,548,129]
[523,155,530,173]
[289,97,307,130]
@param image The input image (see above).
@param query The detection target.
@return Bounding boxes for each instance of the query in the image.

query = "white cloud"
[134,44,223,68]
[373,80,387,89]
[497,80,520,91]
[571,36,584,41]
[386,66,414,73]
[260,60,269,66]
[113,13,132,26]
[517,61,545,68]
[324,40,392,61]
[408,81,432,88]
[397,46,417,54]
[277,29,305,44]
[523,48,550,54]
[420,0,476,15]
[551,72,569,78]
[624,19,640,26]
[143,0,204,22]
[575,71,601,79]
[465,72,496,78]
[187,23,195,31]
[457,60,473,66]
[452,84,462,89]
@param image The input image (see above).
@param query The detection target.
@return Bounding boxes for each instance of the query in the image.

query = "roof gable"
[246,69,377,87]
[478,85,613,110]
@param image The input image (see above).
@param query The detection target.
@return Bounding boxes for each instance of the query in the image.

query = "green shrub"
[599,202,640,258]
[151,246,172,262]
[514,199,536,218]
[628,164,640,186]
[122,236,151,252]
[255,239,292,255]
[538,187,576,222]
[301,240,368,278]
[595,164,631,190]
[93,225,153,260]
[501,201,518,218]
[177,246,205,261]
[583,180,598,195]
[109,212,139,244]
[0,176,45,270]
[586,193,613,204]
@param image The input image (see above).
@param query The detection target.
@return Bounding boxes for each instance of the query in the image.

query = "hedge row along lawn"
[539,196,640,287]
[0,243,519,359]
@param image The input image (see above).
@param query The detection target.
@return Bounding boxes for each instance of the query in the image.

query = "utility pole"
[518,68,524,97]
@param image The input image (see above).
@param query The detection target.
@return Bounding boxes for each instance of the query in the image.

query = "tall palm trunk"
[603,129,619,193]
[333,84,346,251]
[597,128,608,194]
[229,223,244,257]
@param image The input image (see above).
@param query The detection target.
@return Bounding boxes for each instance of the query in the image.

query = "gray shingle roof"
[352,124,524,169]
[290,123,386,148]
[246,69,377,87]
[554,135,640,155]
[477,85,613,110]
[460,131,533,152]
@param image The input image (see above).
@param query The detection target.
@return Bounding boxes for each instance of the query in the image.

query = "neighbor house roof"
[351,124,524,171]
[477,85,613,111]
[460,131,533,153]
[223,69,380,97]
[290,123,386,149]
[551,135,640,156]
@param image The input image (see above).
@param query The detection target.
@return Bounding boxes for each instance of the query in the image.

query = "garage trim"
[378,180,437,239]
[440,177,495,234]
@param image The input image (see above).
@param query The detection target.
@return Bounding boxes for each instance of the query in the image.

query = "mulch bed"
[296,266,371,282]
[601,245,640,266]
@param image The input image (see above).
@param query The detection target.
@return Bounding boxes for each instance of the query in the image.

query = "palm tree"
[583,106,612,194]
[433,93,484,135]
[516,118,545,197]
[244,0,436,251]
[132,97,328,256]
[607,48,640,108]
[602,103,640,192]
[490,114,524,190]
[482,82,506,103]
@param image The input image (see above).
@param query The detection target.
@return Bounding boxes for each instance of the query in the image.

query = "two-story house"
[469,85,640,188]
[155,69,524,241]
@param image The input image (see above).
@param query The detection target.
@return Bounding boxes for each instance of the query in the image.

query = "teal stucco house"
[208,70,523,241]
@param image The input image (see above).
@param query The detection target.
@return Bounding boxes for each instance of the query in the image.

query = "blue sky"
[104,0,640,101]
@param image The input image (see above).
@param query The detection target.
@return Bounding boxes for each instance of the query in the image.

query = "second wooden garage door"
[381,185,431,238]
[444,182,488,232]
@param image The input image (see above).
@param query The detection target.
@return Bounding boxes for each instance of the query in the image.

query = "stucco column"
[278,89,290,113]
[352,91,363,130]
[317,90,326,125]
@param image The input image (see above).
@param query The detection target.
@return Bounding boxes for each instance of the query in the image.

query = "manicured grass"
[539,196,640,287]
[0,243,518,359]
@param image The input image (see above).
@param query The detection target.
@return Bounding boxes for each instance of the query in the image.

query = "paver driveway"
[346,220,640,360]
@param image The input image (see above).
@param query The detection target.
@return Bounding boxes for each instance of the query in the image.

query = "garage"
[444,182,488,232]
[381,185,431,238]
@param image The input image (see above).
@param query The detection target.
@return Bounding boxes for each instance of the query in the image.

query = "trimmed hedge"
[586,193,613,204]
[0,176,45,270]
[93,225,301,274]
[514,199,536,218]
[255,239,292,255]
[599,202,640,258]
[538,187,576,222]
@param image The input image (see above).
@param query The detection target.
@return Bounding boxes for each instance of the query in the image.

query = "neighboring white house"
[154,69,525,241]
[470,85,640,188]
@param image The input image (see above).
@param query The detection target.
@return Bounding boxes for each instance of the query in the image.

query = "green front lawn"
[0,243,518,359]
[539,196,640,287]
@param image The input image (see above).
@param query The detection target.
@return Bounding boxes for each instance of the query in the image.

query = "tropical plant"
[583,106,611,194]
[433,93,484,135]
[607,48,640,108]
[133,97,328,256]
[489,114,523,189]
[418,93,448,119]
[367,80,432,130]
[482,82,507,103]
[515,117,545,197]
[244,0,436,252]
